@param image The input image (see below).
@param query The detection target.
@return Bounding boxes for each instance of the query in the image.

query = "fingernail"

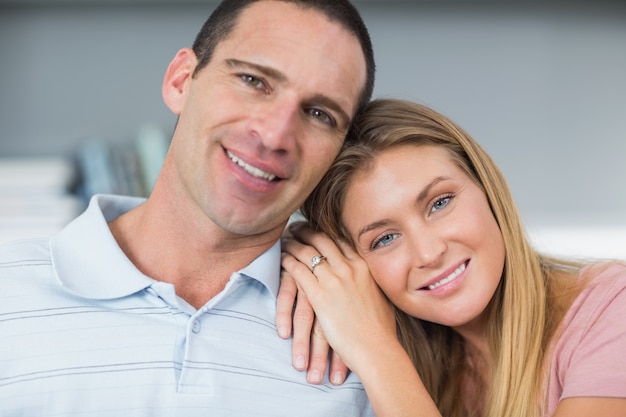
[309,370,321,383]
[331,371,345,385]
[295,355,306,369]
[276,321,286,338]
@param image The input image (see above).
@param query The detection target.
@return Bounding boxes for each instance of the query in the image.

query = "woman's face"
[342,144,505,332]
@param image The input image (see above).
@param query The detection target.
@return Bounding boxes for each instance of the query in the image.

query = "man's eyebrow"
[225,58,287,82]
[225,59,352,129]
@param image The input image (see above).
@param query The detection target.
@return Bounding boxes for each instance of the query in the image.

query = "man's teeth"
[428,263,466,290]
[227,151,276,181]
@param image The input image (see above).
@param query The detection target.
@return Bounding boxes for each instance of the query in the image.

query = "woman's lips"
[420,260,469,291]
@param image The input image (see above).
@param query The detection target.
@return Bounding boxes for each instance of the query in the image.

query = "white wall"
[0,1,624,258]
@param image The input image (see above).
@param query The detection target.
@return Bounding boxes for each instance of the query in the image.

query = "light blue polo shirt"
[0,194,373,416]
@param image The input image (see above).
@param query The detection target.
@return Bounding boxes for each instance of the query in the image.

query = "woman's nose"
[411,228,447,269]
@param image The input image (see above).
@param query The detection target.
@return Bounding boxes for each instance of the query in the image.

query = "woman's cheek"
[370,260,405,297]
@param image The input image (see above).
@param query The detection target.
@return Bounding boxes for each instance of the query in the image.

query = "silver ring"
[310,255,326,272]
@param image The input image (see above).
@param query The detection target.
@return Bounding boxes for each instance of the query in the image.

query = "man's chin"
[219,215,287,240]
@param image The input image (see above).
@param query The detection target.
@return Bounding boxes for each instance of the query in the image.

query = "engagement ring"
[311,255,326,272]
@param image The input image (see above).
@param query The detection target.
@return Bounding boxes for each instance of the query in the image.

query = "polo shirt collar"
[51,194,282,301]
[239,239,281,299]
[51,194,153,300]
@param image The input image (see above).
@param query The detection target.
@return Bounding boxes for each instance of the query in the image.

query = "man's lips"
[226,150,281,181]
[420,260,469,291]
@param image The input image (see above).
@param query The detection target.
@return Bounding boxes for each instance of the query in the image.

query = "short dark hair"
[191,0,375,116]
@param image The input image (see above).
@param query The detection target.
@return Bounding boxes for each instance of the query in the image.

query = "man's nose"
[248,98,300,152]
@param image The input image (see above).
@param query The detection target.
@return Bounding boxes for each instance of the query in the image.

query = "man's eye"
[307,108,336,127]
[240,74,266,90]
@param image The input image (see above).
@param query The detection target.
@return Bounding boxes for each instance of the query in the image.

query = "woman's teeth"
[428,262,466,290]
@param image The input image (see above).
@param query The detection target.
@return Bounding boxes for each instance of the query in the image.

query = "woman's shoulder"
[578,260,626,292]
[559,260,626,337]
[546,260,626,412]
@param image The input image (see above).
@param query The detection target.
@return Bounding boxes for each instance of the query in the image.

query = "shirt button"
[192,319,201,334]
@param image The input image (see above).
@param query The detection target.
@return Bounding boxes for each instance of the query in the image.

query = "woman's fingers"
[306,319,330,384]
[288,223,347,265]
[276,269,297,339]
[281,244,319,294]
[329,350,348,385]
[281,251,327,377]
[281,228,393,380]
[291,284,315,372]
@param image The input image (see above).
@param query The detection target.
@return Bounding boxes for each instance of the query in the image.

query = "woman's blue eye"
[372,233,397,249]
[431,196,451,213]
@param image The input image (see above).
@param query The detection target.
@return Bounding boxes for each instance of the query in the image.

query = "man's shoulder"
[0,238,56,302]
[0,237,52,267]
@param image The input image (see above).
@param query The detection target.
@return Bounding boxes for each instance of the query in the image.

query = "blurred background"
[0,0,625,259]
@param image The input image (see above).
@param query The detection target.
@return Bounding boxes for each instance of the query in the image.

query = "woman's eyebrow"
[416,176,449,204]
[357,219,390,241]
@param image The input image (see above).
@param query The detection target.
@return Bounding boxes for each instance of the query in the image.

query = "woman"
[278,99,626,417]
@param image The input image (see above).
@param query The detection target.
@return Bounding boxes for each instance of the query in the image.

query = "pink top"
[544,262,626,415]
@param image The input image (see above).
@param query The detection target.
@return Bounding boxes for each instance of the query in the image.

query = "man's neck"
[108,198,280,309]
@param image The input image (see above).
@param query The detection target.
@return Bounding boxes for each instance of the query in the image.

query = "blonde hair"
[301,98,584,417]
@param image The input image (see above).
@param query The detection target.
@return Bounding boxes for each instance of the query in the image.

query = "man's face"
[165,1,367,239]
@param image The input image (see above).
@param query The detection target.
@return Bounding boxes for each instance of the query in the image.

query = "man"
[0,0,375,415]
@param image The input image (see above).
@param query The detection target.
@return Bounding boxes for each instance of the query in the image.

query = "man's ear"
[162,48,198,115]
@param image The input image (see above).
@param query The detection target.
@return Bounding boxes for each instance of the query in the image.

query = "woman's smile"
[419,259,469,292]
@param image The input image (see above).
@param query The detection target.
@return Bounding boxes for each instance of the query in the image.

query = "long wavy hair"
[301,98,585,417]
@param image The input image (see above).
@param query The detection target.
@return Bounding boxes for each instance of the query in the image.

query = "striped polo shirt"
[0,194,373,416]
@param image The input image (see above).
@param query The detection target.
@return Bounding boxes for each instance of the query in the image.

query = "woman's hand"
[280,223,397,374]
[276,269,349,385]
[280,223,443,417]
